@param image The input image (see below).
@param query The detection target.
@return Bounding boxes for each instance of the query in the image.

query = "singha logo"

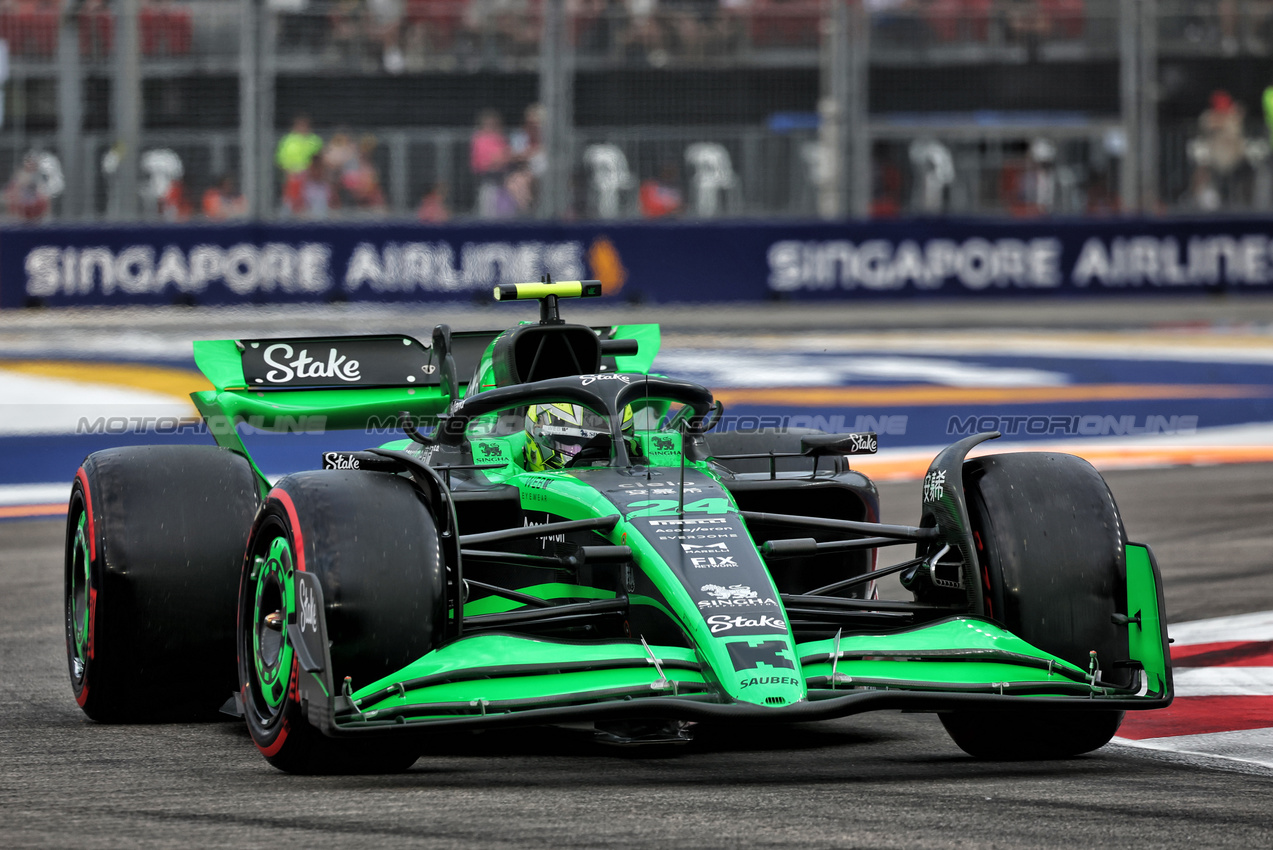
[701,584,758,600]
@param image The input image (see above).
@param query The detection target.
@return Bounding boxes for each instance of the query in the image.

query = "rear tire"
[942,452,1129,759]
[65,446,260,722]
[237,470,445,774]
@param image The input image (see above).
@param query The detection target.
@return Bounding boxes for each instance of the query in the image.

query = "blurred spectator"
[140,148,191,221]
[4,152,56,221]
[277,114,325,209]
[575,0,623,57]
[341,134,387,210]
[619,0,670,66]
[908,138,954,214]
[284,160,335,218]
[493,163,535,218]
[324,130,359,176]
[328,0,364,63]
[1184,164,1222,212]
[1265,82,1273,146]
[510,102,546,208]
[417,181,452,221]
[201,174,248,220]
[638,161,683,217]
[1085,169,1119,216]
[1002,0,1050,51]
[470,109,511,217]
[1012,138,1058,217]
[1198,89,1248,205]
[368,0,407,72]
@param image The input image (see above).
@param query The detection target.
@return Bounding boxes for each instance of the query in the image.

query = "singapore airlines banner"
[3,218,1273,307]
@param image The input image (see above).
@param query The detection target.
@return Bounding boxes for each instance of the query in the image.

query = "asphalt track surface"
[4,464,1272,849]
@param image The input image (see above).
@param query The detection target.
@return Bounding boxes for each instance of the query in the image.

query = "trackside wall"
[4,218,1273,308]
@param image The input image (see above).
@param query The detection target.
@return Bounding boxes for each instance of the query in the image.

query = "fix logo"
[681,542,729,553]
[298,580,318,633]
[691,556,738,569]
[706,614,785,634]
[579,373,632,386]
[923,468,947,503]
[262,343,361,383]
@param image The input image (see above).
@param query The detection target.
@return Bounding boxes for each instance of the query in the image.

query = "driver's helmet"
[524,403,634,471]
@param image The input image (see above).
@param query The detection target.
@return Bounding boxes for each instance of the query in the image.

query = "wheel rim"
[67,503,92,682]
[250,528,296,715]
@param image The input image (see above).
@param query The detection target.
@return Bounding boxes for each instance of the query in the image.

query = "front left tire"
[237,470,446,774]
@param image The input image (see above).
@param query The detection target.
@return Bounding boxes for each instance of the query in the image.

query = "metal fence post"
[111,0,141,219]
[1119,0,1141,213]
[239,0,259,217]
[56,11,82,219]
[820,0,849,219]
[538,0,573,219]
[1138,0,1158,212]
[847,0,871,219]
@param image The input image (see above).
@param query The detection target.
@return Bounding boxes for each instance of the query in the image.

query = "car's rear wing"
[189,323,659,490]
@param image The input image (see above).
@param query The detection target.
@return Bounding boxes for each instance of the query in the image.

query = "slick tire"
[238,470,446,774]
[65,446,261,722]
[941,452,1129,759]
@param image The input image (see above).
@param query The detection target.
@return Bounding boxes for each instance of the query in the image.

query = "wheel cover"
[251,534,296,713]
[67,507,92,682]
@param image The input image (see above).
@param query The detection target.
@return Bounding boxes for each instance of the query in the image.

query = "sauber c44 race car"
[64,281,1172,773]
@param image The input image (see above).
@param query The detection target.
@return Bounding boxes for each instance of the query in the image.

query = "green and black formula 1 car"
[64,281,1172,773]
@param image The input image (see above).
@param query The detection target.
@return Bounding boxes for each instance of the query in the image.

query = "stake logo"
[262,343,361,383]
[322,452,360,470]
[579,373,631,386]
[298,581,319,633]
[706,614,785,634]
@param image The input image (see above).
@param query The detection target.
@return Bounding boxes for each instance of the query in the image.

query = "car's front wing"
[285,544,1170,738]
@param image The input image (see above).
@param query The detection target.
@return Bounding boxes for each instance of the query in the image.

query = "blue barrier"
[4,217,1273,308]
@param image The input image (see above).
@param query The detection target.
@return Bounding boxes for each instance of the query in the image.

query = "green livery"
[64,280,1172,772]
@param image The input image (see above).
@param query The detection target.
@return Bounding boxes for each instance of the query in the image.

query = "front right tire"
[940,452,1129,760]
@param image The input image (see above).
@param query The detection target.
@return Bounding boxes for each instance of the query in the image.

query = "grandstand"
[3,0,1273,222]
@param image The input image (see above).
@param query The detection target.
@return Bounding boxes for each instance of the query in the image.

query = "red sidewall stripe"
[75,467,96,562]
[268,488,306,573]
[73,468,97,708]
[252,489,306,757]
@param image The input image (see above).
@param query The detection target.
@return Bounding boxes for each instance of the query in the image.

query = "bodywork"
[193,297,1172,740]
